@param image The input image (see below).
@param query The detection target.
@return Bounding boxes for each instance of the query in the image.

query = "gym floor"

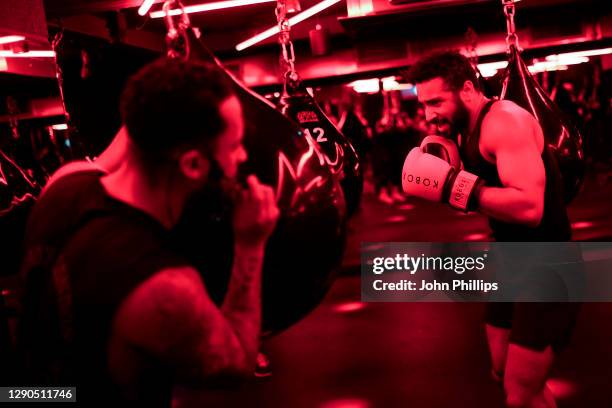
[176,170,612,408]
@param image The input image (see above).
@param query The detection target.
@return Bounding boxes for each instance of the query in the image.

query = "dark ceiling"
[43,0,347,53]
[41,0,611,55]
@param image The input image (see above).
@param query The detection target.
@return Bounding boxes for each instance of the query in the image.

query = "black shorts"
[485,302,581,354]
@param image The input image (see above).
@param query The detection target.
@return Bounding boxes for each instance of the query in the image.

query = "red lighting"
[397,203,415,210]
[333,302,366,314]
[546,378,578,400]
[138,0,156,16]
[0,50,55,58]
[319,398,372,408]
[150,0,275,18]
[0,35,25,45]
[571,221,594,230]
[464,233,488,241]
[236,0,342,51]
[386,215,407,223]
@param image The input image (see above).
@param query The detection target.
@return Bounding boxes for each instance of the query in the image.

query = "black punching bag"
[175,28,347,335]
[0,150,39,276]
[278,83,363,216]
[500,46,585,202]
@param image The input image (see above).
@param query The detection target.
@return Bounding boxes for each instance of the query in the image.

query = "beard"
[434,96,470,142]
[179,157,241,226]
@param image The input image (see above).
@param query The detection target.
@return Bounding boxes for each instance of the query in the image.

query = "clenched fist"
[233,175,280,248]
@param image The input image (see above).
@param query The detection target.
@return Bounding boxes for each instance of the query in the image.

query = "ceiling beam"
[48,14,164,51]
[44,0,164,16]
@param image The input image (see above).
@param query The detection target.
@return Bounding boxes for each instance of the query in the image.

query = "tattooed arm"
[110,245,264,384]
[109,176,278,384]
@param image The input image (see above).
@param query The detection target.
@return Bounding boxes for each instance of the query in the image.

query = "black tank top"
[460,100,571,241]
[18,171,189,406]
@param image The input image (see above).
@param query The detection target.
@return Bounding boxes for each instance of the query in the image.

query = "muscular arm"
[112,244,264,384]
[476,109,545,227]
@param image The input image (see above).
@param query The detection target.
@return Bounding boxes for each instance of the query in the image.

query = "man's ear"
[178,149,210,181]
[460,80,477,102]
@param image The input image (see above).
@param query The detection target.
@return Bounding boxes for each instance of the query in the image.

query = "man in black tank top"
[17,59,279,406]
[404,52,578,408]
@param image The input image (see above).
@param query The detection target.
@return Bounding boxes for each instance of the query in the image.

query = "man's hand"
[233,175,279,248]
[402,147,482,212]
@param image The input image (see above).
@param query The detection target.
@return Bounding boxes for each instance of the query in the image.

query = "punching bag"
[278,83,363,216]
[0,150,39,276]
[500,46,585,202]
[174,28,347,335]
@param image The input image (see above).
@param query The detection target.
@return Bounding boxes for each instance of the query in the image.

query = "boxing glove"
[420,135,463,170]
[402,147,482,212]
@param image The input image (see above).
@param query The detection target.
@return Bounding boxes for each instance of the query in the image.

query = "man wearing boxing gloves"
[405,51,576,408]
[18,59,279,406]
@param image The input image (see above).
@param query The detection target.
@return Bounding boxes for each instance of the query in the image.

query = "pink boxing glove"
[402,147,482,212]
[420,135,463,170]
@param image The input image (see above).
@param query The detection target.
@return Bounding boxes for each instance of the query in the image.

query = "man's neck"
[468,95,490,134]
[101,163,182,230]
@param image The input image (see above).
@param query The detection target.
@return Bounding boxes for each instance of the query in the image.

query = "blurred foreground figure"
[18,59,278,407]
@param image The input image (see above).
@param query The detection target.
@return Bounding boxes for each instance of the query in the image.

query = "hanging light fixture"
[150,0,276,18]
[0,35,25,45]
[236,0,341,51]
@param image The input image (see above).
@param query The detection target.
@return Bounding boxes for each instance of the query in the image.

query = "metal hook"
[276,0,300,88]
[501,0,520,51]
[162,0,191,59]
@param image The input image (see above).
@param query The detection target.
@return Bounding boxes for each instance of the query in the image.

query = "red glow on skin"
[546,378,578,400]
[571,221,594,229]
[319,398,371,408]
[1,289,10,296]
[333,302,366,313]
[397,203,415,210]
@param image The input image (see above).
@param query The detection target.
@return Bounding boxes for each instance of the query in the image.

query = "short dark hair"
[120,58,234,166]
[407,51,480,92]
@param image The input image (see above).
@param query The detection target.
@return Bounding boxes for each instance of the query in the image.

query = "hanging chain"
[163,0,191,59]
[464,27,479,67]
[51,29,71,125]
[276,0,299,87]
[464,26,488,84]
[502,0,520,50]
[6,96,19,140]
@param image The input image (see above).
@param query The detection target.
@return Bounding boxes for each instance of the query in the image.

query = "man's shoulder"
[486,100,537,126]
[57,219,193,318]
[41,161,105,198]
[481,100,539,142]
[477,99,545,159]
[26,163,105,246]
